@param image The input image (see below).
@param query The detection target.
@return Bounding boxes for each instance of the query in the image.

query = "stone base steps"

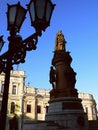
[23,120,98,130]
[89,120,98,130]
[23,120,65,130]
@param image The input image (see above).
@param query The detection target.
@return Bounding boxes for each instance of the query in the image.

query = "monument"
[45,30,88,130]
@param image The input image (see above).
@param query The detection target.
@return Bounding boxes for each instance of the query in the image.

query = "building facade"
[23,86,97,122]
[23,86,50,122]
[0,70,26,130]
[79,93,97,120]
[0,70,97,129]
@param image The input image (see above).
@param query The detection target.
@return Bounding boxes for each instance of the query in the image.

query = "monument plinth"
[45,31,88,130]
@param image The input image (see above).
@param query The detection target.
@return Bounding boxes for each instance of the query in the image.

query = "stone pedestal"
[45,97,88,130]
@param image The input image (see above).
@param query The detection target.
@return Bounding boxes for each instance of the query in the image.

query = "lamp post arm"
[22,31,40,49]
[0,31,41,73]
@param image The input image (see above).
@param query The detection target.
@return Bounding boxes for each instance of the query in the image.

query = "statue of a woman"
[54,30,66,51]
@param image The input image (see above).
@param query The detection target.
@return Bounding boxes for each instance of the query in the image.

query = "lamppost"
[0,0,55,130]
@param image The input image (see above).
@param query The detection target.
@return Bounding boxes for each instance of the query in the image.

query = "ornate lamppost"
[0,0,55,130]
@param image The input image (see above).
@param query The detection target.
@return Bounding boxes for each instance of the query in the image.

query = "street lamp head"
[7,2,27,34]
[28,0,55,34]
[0,36,5,52]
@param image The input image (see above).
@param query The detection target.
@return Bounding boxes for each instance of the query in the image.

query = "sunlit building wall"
[0,70,26,130]
[79,93,97,120]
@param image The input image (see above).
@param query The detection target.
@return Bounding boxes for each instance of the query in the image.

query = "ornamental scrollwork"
[0,32,40,73]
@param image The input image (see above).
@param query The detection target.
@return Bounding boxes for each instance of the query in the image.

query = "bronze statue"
[49,66,56,89]
[54,30,66,51]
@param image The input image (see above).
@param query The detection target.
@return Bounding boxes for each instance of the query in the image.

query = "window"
[12,85,17,94]
[27,104,31,113]
[0,100,2,112]
[85,107,88,117]
[11,102,15,114]
[37,105,41,113]
[46,106,49,113]
[1,83,4,93]
[92,106,96,115]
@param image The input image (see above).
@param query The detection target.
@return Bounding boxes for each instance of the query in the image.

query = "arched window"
[11,102,15,114]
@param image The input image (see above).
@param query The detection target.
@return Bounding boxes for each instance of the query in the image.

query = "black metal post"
[0,54,12,130]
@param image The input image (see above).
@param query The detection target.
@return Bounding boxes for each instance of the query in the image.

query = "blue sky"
[0,0,98,108]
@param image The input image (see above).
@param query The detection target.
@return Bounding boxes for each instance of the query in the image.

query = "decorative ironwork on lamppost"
[0,36,5,52]
[0,0,55,130]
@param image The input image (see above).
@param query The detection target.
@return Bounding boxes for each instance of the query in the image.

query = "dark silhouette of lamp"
[28,0,55,34]
[0,1,55,130]
[7,2,27,34]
